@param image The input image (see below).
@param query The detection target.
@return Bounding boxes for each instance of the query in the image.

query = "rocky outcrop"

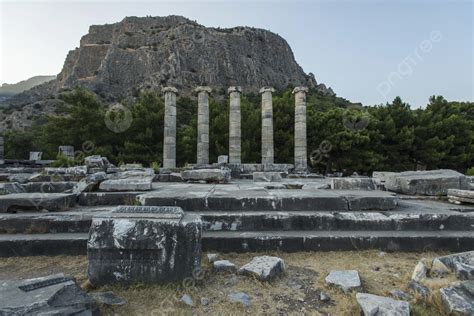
[1,15,336,131]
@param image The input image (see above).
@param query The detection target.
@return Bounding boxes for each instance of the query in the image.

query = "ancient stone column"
[260,87,275,165]
[195,86,211,165]
[228,86,242,164]
[163,87,178,169]
[0,136,4,165]
[293,87,309,171]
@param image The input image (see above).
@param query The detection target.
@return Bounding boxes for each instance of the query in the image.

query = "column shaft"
[260,88,275,165]
[163,87,178,169]
[196,87,211,165]
[228,87,242,164]
[293,87,308,171]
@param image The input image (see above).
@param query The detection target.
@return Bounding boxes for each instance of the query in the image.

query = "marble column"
[293,87,309,171]
[260,87,275,165]
[195,86,211,165]
[163,87,178,169]
[228,86,242,164]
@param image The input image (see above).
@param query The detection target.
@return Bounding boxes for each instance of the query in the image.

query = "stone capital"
[259,87,275,94]
[194,86,212,94]
[227,86,242,94]
[292,87,308,94]
[162,86,178,94]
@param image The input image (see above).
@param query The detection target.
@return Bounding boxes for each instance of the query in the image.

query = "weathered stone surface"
[411,260,428,282]
[90,291,126,306]
[181,169,231,183]
[0,193,76,213]
[73,172,106,195]
[8,173,31,184]
[389,289,410,301]
[293,87,308,171]
[99,169,154,191]
[218,155,228,164]
[195,87,211,165]
[385,169,469,196]
[213,260,236,272]
[0,273,98,315]
[302,182,331,190]
[252,172,282,182]
[331,178,376,190]
[45,166,88,176]
[29,151,42,161]
[228,292,251,306]
[181,294,194,307]
[408,281,430,299]
[448,189,474,205]
[372,171,397,183]
[356,293,410,316]
[238,256,285,281]
[88,205,201,285]
[207,253,219,263]
[0,182,25,195]
[432,258,450,278]
[23,181,77,193]
[163,87,177,169]
[85,155,111,170]
[99,178,153,191]
[435,251,474,280]
[440,281,474,315]
[325,270,362,293]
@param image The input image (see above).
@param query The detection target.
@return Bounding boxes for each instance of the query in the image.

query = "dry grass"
[0,250,456,315]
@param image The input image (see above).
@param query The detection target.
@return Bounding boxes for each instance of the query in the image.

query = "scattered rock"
[411,260,428,282]
[0,273,98,315]
[325,270,362,293]
[207,253,219,263]
[228,292,251,306]
[435,251,474,280]
[431,258,451,278]
[389,289,410,301]
[440,281,474,315]
[90,291,126,306]
[238,256,285,281]
[319,291,331,302]
[181,169,231,183]
[200,297,209,306]
[213,260,237,272]
[181,294,194,307]
[252,172,282,182]
[84,155,111,170]
[408,281,430,299]
[356,293,410,316]
[72,172,106,195]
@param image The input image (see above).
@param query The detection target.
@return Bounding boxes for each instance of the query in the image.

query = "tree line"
[2,88,473,175]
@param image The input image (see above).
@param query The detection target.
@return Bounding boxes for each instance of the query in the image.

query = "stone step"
[1,209,472,234]
[1,230,473,257]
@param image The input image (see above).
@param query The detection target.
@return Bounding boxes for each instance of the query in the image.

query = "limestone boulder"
[356,293,410,316]
[385,169,468,196]
[238,256,285,281]
[181,169,231,183]
[440,281,474,315]
[435,251,474,280]
[325,270,362,293]
[213,260,237,272]
[0,273,98,315]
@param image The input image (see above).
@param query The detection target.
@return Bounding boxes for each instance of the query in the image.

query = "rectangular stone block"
[87,205,201,285]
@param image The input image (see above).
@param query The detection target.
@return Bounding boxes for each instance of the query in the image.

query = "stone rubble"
[0,273,98,315]
[440,280,474,315]
[435,251,474,280]
[411,260,428,282]
[228,292,251,306]
[448,189,474,205]
[356,293,410,316]
[325,270,362,293]
[213,260,237,272]
[238,256,285,281]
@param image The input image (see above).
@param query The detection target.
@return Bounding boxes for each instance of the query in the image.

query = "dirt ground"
[0,250,455,315]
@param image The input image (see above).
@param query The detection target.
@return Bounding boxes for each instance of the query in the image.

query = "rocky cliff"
[1,15,334,130]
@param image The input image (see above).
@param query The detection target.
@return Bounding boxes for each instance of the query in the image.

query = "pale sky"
[0,0,472,107]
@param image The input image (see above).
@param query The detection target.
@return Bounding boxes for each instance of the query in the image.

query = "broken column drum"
[163,87,178,169]
[195,86,211,165]
[87,205,202,285]
[260,87,275,165]
[228,86,242,164]
[293,87,309,171]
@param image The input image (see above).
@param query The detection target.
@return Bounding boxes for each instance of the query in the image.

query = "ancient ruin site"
[0,2,473,316]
